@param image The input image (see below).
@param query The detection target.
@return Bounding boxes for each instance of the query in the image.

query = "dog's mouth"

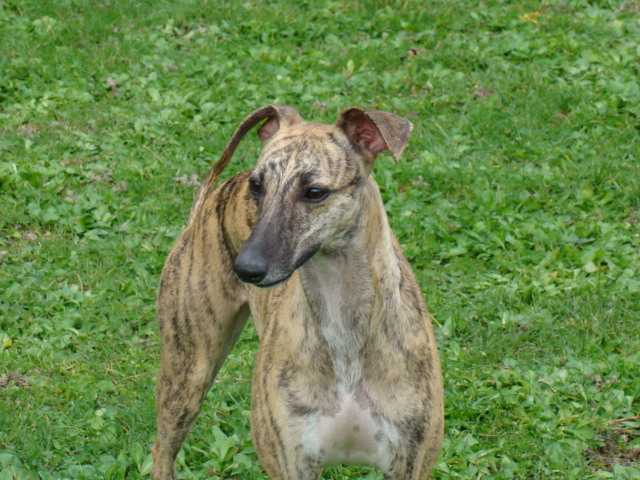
[292,244,321,271]
[250,244,320,289]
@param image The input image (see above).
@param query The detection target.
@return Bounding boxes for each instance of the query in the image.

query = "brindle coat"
[151,105,444,480]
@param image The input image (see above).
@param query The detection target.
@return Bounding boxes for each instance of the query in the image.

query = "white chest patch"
[301,395,398,470]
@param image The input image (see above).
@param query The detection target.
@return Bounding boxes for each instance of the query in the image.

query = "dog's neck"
[298,178,403,386]
[300,177,401,306]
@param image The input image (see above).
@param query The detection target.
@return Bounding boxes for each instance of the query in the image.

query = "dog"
[151,105,444,480]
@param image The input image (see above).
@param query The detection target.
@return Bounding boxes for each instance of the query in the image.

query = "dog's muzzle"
[233,241,320,288]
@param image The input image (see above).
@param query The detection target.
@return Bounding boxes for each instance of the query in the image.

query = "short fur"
[151,105,444,480]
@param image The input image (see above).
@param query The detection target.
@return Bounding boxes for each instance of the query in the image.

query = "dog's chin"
[254,274,291,289]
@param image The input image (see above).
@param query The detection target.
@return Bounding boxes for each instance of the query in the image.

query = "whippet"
[151,105,444,480]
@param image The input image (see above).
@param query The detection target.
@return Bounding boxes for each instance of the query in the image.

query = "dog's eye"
[303,187,329,203]
[249,179,263,196]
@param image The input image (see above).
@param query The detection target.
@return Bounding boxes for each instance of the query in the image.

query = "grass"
[1,0,639,478]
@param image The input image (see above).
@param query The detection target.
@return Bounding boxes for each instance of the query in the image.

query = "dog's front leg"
[151,228,250,480]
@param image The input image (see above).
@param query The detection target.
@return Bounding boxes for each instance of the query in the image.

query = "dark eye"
[303,187,330,203]
[249,178,263,196]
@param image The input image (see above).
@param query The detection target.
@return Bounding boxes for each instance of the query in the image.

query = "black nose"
[233,251,268,284]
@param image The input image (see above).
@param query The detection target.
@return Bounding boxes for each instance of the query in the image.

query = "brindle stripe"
[214,175,240,215]
[259,348,287,474]
[327,130,350,156]
[199,199,216,258]
[212,182,237,297]
[198,279,215,319]
[276,364,316,417]
[387,409,427,456]
[262,385,287,473]
[175,410,191,431]
[218,231,234,299]
[267,133,305,147]
[297,138,309,155]
[267,144,297,164]
[169,314,183,351]
[217,225,233,264]
[333,143,347,182]
[322,148,342,179]
[169,242,186,263]
[329,130,358,181]
[186,232,195,292]
[180,283,193,346]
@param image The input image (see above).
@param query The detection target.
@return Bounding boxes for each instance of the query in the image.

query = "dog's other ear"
[337,107,413,163]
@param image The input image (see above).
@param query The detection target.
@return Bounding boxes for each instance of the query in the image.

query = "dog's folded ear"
[220,105,303,166]
[207,105,303,179]
[257,105,303,142]
[337,108,413,162]
[190,105,303,224]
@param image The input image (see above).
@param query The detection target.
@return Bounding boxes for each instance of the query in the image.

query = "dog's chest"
[298,257,399,470]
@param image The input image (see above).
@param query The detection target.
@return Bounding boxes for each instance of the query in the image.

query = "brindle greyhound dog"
[151,105,444,480]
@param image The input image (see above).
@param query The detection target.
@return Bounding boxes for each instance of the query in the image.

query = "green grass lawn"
[1,0,639,478]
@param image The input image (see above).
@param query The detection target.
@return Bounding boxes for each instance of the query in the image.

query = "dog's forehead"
[256,122,351,172]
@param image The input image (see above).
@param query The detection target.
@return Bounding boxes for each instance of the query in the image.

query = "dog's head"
[227,105,412,287]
